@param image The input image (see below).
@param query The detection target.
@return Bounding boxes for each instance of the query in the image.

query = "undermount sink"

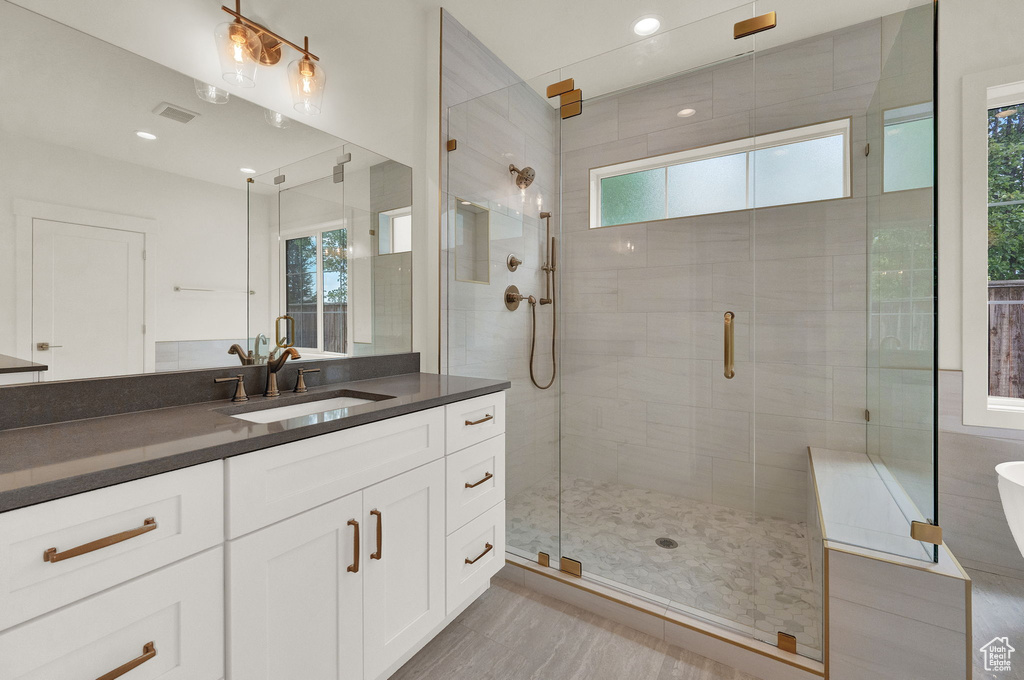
[227,390,394,424]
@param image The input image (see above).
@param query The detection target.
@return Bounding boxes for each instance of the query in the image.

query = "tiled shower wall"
[556,21,898,522]
[440,11,560,505]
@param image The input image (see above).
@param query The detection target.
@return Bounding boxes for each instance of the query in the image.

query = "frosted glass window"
[601,168,666,226]
[884,118,935,192]
[667,153,747,218]
[752,135,846,208]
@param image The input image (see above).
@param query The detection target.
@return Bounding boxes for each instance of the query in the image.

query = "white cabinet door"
[362,460,445,680]
[0,547,223,680]
[227,494,363,680]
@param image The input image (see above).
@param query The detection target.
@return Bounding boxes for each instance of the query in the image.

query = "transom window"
[589,118,851,228]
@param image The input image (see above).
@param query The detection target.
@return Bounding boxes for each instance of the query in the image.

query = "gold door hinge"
[778,632,798,654]
[559,556,582,577]
[446,139,457,152]
[910,521,943,545]
[548,79,583,119]
[734,11,777,39]
[546,78,574,98]
[537,552,550,568]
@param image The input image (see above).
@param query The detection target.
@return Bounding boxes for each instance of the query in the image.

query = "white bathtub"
[996,461,1024,559]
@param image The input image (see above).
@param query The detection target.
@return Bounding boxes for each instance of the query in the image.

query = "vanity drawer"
[226,407,445,538]
[445,392,505,453]
[446,435,505,533]
[0,461,223,630]
[0,546,223,680]
[446,501,505,615]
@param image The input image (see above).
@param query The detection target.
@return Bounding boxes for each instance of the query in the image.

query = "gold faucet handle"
[294,368,320,393]
[215,374,249,402]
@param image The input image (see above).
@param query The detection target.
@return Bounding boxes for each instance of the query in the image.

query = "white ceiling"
[5,0,930,169]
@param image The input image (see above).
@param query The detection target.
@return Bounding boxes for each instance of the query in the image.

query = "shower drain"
[655,537,679,549]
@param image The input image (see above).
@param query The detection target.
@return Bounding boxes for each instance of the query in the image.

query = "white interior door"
[32,218,145,380]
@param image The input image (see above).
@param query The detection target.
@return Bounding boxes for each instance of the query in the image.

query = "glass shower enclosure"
[442,0,936,662]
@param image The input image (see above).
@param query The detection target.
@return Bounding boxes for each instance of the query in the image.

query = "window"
[378,207,412,254]
[590,119,851,228]
[961,67,1024,428]
[283,227,348,354]
[883,103,934,193]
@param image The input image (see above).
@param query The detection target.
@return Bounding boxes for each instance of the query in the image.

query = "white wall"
[937,0,1024,370]
[0,130,250,358]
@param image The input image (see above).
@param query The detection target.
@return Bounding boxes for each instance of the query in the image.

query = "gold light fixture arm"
[221,2,320,61]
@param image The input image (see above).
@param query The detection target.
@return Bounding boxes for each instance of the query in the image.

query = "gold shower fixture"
[216,0,326,114]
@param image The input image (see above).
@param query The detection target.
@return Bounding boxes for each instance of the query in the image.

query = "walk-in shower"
[442,0,936,664]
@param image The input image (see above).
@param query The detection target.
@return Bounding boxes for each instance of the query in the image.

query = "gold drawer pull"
[44,517,157,563]
[465,414,493,426]
[465,543,493,565]
[96,641,156,680]
[347,519,360,573]
[465,472,494,489]
[370,509,382,560]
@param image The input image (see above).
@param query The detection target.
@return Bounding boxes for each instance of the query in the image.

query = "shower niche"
[454,200,490,284]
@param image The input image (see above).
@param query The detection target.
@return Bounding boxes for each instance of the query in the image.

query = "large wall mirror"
[0,0,412,383]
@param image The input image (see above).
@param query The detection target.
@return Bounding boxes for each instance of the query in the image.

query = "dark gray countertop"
[0,353,47,375]
[0,372,510,513]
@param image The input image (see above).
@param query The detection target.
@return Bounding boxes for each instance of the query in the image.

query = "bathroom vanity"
[0,367,508,680]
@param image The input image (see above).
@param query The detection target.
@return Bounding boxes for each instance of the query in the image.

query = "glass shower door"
[554,2,766,640]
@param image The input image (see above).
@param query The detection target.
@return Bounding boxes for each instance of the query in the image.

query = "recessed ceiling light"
[677,108,697,118]
[460,201,471,205]
[632,16,661,36]
[240,167,256,174]
[135,131,157,140]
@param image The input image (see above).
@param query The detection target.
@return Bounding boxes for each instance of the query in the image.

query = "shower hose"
[528,296,556,389]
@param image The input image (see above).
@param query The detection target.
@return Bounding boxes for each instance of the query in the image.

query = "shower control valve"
[507,254,522,272]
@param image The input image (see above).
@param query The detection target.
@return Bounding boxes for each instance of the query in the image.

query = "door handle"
[370,509,382,560]
[95,641,156,680]
[347,519,360,573]
[723,311,735,379]
[36,342,63,351]
[44,517,157,563]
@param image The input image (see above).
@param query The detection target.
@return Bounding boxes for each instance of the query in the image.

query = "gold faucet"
[264,348,300,397]
[228,344,254,366]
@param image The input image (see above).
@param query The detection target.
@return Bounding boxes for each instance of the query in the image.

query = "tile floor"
[391,573,764,680]
[506,475,822,652]
[971,569,1024,679]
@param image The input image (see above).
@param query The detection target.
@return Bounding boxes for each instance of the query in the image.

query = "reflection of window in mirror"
[378,207,412,255]
[455,200,490,284]
[882,103,934,193]
[283,228,348,355]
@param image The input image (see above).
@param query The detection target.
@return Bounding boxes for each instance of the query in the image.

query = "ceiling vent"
[152,102,200,124]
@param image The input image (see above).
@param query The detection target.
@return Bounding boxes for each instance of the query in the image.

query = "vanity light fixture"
[135,131,158,140]
[677,108,696,118]
[264,108,291,129]
[632,15,662,36]
[194,79,230,104]
[217,1,326,114]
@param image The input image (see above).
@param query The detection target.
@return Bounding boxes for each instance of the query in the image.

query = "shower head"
[509,164,535,190]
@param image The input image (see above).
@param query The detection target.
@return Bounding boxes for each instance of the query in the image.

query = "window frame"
[279,220,349,357]
[881,102,935,194]
[961,65,1024,428]
[588,117,852,229]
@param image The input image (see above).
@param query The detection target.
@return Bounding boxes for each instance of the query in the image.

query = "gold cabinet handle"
[370,509,382,560]
[44,517,157,563]
[347,519,360,573]
[465,472,494,489]
[96,641,156,680]
[465,543,493,565]
[465,414,493,426]
[724,311,735,380]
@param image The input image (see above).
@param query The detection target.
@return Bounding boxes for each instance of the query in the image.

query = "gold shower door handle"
[724,312,735,379]
[370,509,382,560]
[96,641,156,680]
[43,517,157,563]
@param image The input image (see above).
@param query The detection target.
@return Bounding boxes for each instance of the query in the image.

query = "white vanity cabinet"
[0,388,506,680]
